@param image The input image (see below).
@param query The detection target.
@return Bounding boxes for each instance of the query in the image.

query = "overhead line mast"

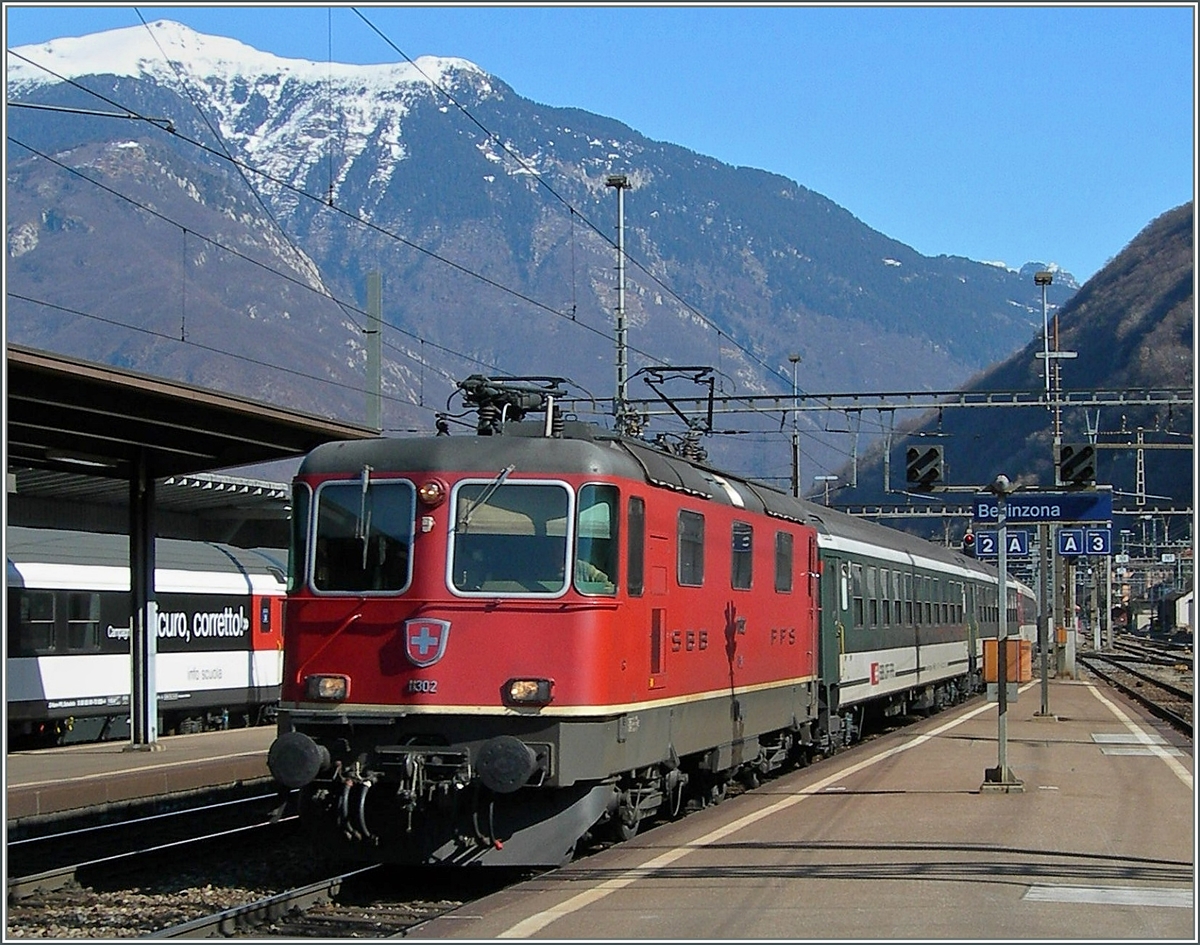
[606,174,633,435]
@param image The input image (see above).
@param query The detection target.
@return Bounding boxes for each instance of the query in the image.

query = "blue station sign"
[972,489,1113,525]
[974,528,1029,558]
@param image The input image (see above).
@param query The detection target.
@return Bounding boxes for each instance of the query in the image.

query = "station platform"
[413,678,1195,941]
[5,726,275,827]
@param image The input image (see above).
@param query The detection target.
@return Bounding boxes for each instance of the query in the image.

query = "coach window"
[731,522,753,590]
[893,571,902,626]
[575,485,618,595]
[924,576,933,624]
[66,592,101,652]
[881,569,891,625]
[774,531,794,593]
[12,590,56,654]
[677,510,705,587]
[904,572,913,624]
[627,496,645,597]
[866,566,878,626]
[313,476,415,593]
[851,562,864,627]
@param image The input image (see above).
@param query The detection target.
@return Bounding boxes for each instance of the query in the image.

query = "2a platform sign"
[973,529,1029,558]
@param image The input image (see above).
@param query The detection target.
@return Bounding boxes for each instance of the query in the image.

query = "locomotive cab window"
[677,510,705,587]
[450,480,571,596]
[311,475,415,594]
[575,484,618,595]
[731,522,753,590]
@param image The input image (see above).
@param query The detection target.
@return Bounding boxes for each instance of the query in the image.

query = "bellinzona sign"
[972,488,1113,524]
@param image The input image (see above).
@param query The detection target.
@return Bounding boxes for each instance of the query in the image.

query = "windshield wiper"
[355,464,373,568]
[457,464,515,532]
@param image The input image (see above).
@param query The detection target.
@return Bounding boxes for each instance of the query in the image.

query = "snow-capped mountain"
[7,20,1084,483]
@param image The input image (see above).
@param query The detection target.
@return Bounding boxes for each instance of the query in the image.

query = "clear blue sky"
[4,3,1196,283]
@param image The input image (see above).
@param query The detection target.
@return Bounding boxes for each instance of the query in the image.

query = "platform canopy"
[6,344,377,480]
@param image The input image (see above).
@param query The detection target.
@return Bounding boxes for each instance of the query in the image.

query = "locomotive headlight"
[504,677,554,705]
[418,479,447,508]
[305,674,350,701]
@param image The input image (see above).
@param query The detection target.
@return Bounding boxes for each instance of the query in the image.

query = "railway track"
[1078,649,1193,737]
[7,791,298,901]
[148,865,530,938]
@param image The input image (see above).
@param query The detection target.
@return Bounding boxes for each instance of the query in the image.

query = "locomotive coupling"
[267,731,331,789]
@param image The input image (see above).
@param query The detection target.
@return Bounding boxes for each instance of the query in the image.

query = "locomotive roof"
[298,423,1005,586]
[4,525,286,579]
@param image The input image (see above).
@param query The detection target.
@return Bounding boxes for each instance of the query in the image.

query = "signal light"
[905,444,944,490]
[1057,443,1096,486]
[962,531,976,557]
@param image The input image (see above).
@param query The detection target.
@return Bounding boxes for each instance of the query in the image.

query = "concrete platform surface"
[412,679,1195,941]
[5,726,275,823]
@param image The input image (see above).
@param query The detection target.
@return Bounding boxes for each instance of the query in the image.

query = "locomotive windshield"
[450,481,571,595]
[309,478,415,593]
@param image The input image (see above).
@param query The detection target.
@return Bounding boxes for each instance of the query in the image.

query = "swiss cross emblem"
[405,618,450,667]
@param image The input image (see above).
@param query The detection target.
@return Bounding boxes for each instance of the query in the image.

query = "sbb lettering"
[670,628,708,652]
[870,662,896,685]
[770,627,796,645]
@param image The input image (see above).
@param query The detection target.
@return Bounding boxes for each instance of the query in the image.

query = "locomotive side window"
[677,510,705,587]
[627,496,645,597]
[289,483,312,593]
[575,485,618,595]
[312,478,415,593]
[774,531,793,593]
[450,481,571,595]
[731,522,753,590]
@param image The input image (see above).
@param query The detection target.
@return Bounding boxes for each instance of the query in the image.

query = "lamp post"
[814,475,838,506]
[789,354,801,497]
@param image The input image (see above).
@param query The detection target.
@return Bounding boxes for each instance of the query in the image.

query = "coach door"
[817,552,849,699]
[964,581,979,676]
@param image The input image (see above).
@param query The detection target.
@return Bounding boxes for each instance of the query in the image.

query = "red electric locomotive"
[268,377,821,866]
